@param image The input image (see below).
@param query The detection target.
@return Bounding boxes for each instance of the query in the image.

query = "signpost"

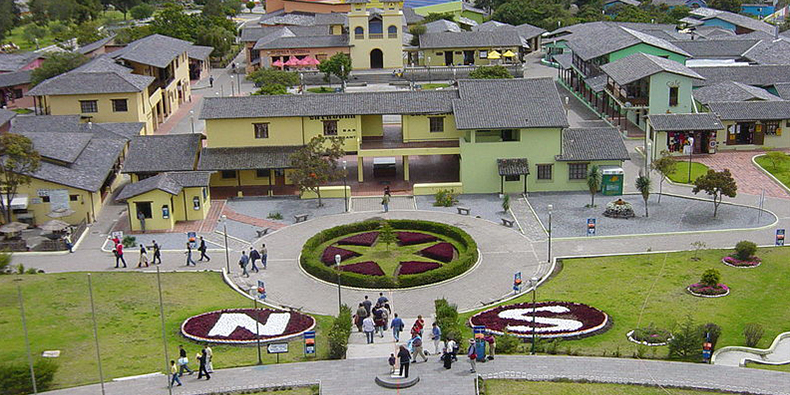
[473,325,486,361]
[257,280,266,300]
[187,232,197,248]
[777,229,785,246]
[513,272,522,293]
[267,343,288,363]
[586,218,596,236]
[304,331,316,357]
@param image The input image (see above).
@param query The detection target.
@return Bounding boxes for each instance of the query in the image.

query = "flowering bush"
[396,231,438,246]
[688,283,729,297]
[181,308,315,344]
[338,261,385,276]
[629,324,672,345]
[469,301,609,339]
[321,246,360,264]
[398,261,442,275]
[337,232,379,246]
[603,199,635,219]
[419,242,455,262]
[722,256,762,267]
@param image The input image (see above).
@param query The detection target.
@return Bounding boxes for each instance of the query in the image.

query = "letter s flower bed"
[469,301,609,339]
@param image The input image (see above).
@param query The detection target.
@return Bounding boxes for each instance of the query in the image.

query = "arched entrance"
[370,49,384,69]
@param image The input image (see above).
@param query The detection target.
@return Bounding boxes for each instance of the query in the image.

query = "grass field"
[483,380,729,395]
[459,247,790,358]
[306,87,334,94]
[7,11,126,51]
[667,161,709,184]
[747,362,790,373]
[420,83,451,90]
[755,154,790,188]
[0,272,331,389]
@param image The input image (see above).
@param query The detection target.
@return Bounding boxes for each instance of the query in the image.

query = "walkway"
[43,355,790,395]
[714,332,790,367]
[694,150,790,199]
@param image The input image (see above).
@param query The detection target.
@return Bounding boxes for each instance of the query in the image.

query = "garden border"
[721,257,762,268]
[686,285,730,298]
[626,330,672,347]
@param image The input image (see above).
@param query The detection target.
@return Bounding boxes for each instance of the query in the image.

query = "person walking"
[381,193,390,213]
[362,295,372,316]
[185,242,196,266]
[198,236,210,261]
[388,353,396,374]
[114,243,127,268]
[177,345,193,376]
[397,345,411,378]
[64,233,73,253]
[411,315,424,337]
[379,306,389,338]
[137,244,149,268]
[355,303,367,332]
[362,315,375,344]
[197,349,210,380]
[249,247,261,273]
[169,360,182,387]
[377,292,388,307]
[260,243,268,269]
[391,313,404,342]
[431,323,443,355]
[152,240,162,264]
[205,345,213,372]
[447,337,458,361]
[373,304,385,337]
[409,333,427,363]
[467,339,477,373]
[441,347,453,370]
[239,250,250,277]
[484,333,496,360]
[209,75,214,87]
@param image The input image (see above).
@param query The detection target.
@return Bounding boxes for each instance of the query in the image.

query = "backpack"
[413,337,422,347]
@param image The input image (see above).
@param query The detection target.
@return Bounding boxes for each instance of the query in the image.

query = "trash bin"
[600,166,624,196]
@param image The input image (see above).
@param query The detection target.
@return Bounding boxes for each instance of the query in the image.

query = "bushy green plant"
[378,221,396,251]
[267,212,283,220]
[434,298,463,342]
[743,323,764,347]
[735,240,757,261]
[668,315,700,359]
[501,194,510,212]
[698,322,722,348]
[433,189,458,207]
[328,304,352,359]
[496,331,522,354]
[700,269,721,288]
[122,235,137,247]
[0,359,58,394]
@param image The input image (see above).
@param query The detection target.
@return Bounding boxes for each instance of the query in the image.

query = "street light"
[342,160,348,212]
[687,136,695,183]
[221,215,230,274]
[253,297,262,365]
[427,56,432,84]
[189,110,195,134]
[335,254,342,314]
[547,205,553,264]
[230,76,236,96]
[530,276,539,355]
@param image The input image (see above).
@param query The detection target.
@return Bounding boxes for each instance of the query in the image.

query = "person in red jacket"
[114,243,127,268]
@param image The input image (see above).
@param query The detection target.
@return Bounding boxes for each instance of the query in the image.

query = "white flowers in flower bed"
[603,199,635,219]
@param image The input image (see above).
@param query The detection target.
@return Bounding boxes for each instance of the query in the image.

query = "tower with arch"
[347,0,404,70]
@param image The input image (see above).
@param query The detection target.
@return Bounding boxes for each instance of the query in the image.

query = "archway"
[370,49,384,69]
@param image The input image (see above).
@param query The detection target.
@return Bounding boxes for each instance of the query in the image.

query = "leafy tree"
[73,21,106,45]
[31,52,89,86]
[252,83,287,95]
[699,268,720,287]
[378,221,396,251]
[202,0,225,18]
[698,323,722,348]
[764,150,788,170]
[586,164,601,207]
[30,0,51,25]
[734,240,757,261]
[74,0,101,23]
[195,24,234,58]
[692,169,737,217]
[690,240,706,261]
[130,2,155,19]
[114,25,153,44]
[423,12,455,22]
[469,65,513,79]
[23,24,48,47]
[475,0,508,14]
[247,67,299,88]
[112,0,140,20]
[246,0,255,12]
[223,0,243,16]
[408,22,426,47]
[0,134,41,224]
[742,323,764,347]
[492,0,571,30]
[709,0,741,13]
[0,0,21,37]
[49,21,72,42]
[151,3,197,40]
[318,53,351,89]
[651,150,676,203]
[668,315,700,359]
[635,175,651,217]
[289,135,346,207]
[48,0,78,22]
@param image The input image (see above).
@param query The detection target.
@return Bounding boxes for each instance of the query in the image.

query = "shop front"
[726,122,766,146]
[666,130,716,154]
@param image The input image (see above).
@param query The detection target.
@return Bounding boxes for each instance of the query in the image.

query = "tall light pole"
[335,254,342,314]
[155,267,173,395]
[221,215,230,274]
[237,71,242,94]
[547,204,553,264]
[189,110,195,134]
[230,76,236,96]
[687,136,695,183]
[87,274,106,395]
[342,160,348,212]
[427,56,432,84]
[253,297,262,365]
[17,286,37,394]
[530,276,539,355]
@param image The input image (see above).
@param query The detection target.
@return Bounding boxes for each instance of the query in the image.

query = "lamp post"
[221,215,230,274]
[87,274,106,395]
[17,286,36,394]
[342,160,348,212]
[253,297,262,365]
[547,204,553,264]
[230,76,235,96]
[530,276,539,355]
[687,136,695,183]
[189,110,195,134]
[335,254,342,314]
[427,56,432,84]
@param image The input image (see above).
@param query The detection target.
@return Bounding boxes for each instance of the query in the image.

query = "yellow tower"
[348,0,403,70]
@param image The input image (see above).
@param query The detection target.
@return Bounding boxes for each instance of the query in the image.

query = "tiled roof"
[453,78,569,129]
[116,171,211,200]
[122,134,203,174]
[188,45,214,61]
[0,52,39,72]
[566,24,689,61]
[601,53,703,86]
[690,64,790,87]
[773,82,790,100]
[11,115,143,141]
[27,56,153,96]
[497,158,529,176]
[648,113,723,131]
[708,101,790,120]
[586,74,608,92]
[259,10,316,26]
[77,34,117,55]
[605,0,641,6]
[0,70,31,88]
[693,8,775,34]
[241,26,269,42]
[23,132,93,163]
[315,12,347,25]
[692,81,780,104]
[425,19,461,33]
[259,34,349,49]
[473,21,509,32]
[419,30,525,49]
[0,108,15,126]
[555,127,630,161]
[10,115,82,132]
[403,7,425,24]
[669,39,759,59]
[741,39,790,65]
[198,146,301,170]
[112,34,193,69]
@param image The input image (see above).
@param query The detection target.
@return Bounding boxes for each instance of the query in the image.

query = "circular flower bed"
[181,308,315,344]
[469,301,609,339]
[722,256,762,268]
[627,325,672,346]
[300,219,478,288]
[687,283,730,298]
[603,199,635,219]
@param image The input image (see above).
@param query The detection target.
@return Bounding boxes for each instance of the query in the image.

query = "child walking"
[388,353,396,374]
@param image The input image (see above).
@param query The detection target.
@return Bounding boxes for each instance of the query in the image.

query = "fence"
[34,219,88,252]
[186,380,322,395]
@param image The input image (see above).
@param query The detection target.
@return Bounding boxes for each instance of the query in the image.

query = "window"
[569,163,588,180]
[668,86,679,107]
[479,50,488,59]
[41,196,50,203]
[256,169,269,178]
[323,120,338,136]
[221,170,236,179]
[12,89,22,99]
[254,123,269,139]
[369,18,383,38]
[537,164,552,180]
[764,121,780,135]
[69,194,79,201]
[202,187,208,201]
[135,202,152,219]
[388,25,398,38]
[80,100,98,113]
[112,99,128,112]
[429,117,444,133]
[505,175,520,182]
[354,26,364,39]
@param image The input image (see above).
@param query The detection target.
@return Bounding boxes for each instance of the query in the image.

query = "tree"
[700,268,721,288]
[130,3,155,19]
[114,25,153,44]
[668,315,700,359]
[112,0,140,19]
[289,135,346,207]
[379,221,396,251]
[48,0,78,22]
[408,23,426,47]
[0,134,41,224]
[246,1,255,12]
[151,3,197,41]
[492,0,571,30]
[74,0,101,23]
[0,0,21,38]
[709,0,741,13]
[23,24,48,47]
[223,0,243,16]
[651,150,677,203]
[247,68,299,88]
[586,164,601,207]
[743,323,764,347]
[73,21,106,45]
[692,169,737,217]
[764,150,788,170]
[195,25,234,58]
[318,53,352,89]
[469,65,513,79]
[202,0,225,18]
[635,175,651,217]
[31,52,89,86]
[423,12,455,22]
[30,0,50,25]
[252,83,287,95]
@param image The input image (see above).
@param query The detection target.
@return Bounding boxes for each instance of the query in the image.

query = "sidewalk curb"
[751,153,790,196]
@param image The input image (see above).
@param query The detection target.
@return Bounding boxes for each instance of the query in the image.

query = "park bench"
[256,228,271,238]
[457,207,471,215]
[501,218,515,227]
[294,214,309,223]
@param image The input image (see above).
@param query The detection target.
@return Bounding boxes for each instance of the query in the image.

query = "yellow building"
[117,172,212,232]
[348,0,403,69]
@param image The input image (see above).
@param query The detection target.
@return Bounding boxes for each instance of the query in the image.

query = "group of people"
[239,243,268,277]
[170,344,213,387]
[355,294,390,343]
[108,236,161,269]
[185,236,211,266]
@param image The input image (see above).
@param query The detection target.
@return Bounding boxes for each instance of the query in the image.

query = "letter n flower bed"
[181,308,316,344]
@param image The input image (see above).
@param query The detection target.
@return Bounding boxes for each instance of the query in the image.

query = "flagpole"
[87,274,106,395]
[156,267,173,395]
[18,285,37,394]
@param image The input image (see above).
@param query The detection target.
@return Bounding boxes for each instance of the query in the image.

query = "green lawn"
[0,272,332,389]
[667,161,709,184]
[8,11,125,51]
[420,83,451,90]
[484,380,729,395]
[746,362,790,373]
[755,154,790,189]
[459,247,790,358]
[306,87,334,94]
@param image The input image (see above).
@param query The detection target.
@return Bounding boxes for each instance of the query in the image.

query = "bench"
[501,218,515,228]
[457,207,471,215]
[256,228,271,238]
[294,214,309,223]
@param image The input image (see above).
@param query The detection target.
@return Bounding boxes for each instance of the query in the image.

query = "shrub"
[735,240,757,261]
[0,359,58,395]
[434,298,463,342]
[122,235,137,247]
[497,331,522,354]
[743,323,764,347]
[502,194,510,212]
[700,269,721,288]
[433,189,457,207]
[267,212,284,220]
[631,323,672,344]
[698,323,722,348]
[328,304,352,359]
[668,315,700,359]
[378,222,396,250]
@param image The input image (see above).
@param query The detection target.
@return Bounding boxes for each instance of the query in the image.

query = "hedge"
[0,359,58,395]
[328,304,352,359]
[300,220,478,289]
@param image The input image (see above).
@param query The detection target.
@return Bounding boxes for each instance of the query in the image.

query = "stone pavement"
[42,355,790,395]
[694,150,790,199]
[714,332,790,367]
